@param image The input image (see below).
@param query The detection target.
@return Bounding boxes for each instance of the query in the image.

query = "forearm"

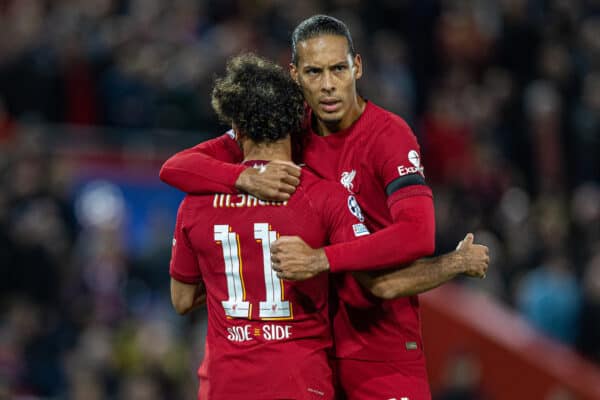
[160,152,245,194]
[159,135,245,194]
[187,286,207,313]
[356,251,465,299]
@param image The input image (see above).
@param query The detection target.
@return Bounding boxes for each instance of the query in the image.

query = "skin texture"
[235,160,300,201]
[171,279,206,315]
[289,35,365,136]
[353,234,490,299]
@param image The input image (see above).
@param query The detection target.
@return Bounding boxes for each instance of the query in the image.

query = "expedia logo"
[397,150,424,177]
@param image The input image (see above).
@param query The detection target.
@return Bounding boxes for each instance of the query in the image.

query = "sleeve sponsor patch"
[397,149,425,177]
[352,223,370,237]
[386,150,427,196]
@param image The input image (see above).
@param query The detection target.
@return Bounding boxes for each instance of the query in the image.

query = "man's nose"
[321,71,335,92]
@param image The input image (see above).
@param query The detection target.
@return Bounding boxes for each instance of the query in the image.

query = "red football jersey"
[170,162,368,400]
[161,102,435,362]
[303,101,433,361]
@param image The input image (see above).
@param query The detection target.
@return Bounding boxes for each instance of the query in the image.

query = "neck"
[316,96,366,136]
[242,138,292,162]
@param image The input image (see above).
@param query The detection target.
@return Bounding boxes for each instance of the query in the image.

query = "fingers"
[281,163,301,177]
[278,183,297,195]
[281,173,300,188]
[271,253,282,272]
[276,271,310,281]
[270,160,301,170]
[461,243,490,279]
[268,161,301,178]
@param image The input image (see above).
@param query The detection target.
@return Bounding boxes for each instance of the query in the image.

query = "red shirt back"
[170,163,367,399]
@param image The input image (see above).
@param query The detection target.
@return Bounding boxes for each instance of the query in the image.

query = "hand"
[235,161,301,201]
[454,233,489,279]
[270,236,330,281]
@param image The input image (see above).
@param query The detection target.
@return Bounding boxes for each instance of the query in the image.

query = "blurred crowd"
[1,0,599,399]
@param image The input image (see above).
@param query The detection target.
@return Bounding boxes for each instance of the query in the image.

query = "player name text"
[213,194,288,208]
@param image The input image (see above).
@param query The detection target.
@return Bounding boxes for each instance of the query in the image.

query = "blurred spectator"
[579,250,600,364]
[516,256,582,345]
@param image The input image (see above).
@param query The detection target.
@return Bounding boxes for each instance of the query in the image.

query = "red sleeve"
[324,115,435,273]
[325,193,435,272]
[373,116,427,191]
[159,131,245,194]
[169,198,202,284]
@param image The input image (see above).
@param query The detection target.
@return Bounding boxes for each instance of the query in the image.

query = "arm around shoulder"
[354,233,490,299]
[159,133,246,194]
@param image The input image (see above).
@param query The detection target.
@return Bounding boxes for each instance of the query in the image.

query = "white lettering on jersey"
[340,170,356,192]
[397,150,425,177]
[225,324,293,341]
[226,325,253,342]
[262,324,292,341]
[347,195,364,222]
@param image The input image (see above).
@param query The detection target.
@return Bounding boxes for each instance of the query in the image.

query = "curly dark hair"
[211,53,305,144]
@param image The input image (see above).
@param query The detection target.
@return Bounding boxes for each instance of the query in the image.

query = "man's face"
[290,35,362,133]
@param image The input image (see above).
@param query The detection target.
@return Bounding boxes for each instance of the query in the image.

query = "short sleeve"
[370,116,431,199]
[169,198,202,284]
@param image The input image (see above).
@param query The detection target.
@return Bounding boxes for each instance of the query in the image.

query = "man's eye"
[334,65,347,71]
[307,69,319,75]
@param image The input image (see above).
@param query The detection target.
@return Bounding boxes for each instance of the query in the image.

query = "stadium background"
[0,0,599,398]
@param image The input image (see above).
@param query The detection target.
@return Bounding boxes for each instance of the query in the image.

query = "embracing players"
[165,16,489,400]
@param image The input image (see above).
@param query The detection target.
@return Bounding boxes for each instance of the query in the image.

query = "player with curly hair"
[169,53,374,400]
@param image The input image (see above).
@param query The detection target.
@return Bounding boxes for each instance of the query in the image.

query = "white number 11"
[214,223,292,320]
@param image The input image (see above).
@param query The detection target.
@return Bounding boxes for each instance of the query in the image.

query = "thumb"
[461,233,474,247]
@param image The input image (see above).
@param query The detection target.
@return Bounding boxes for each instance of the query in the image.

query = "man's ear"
[289,63,299,84]
[232,125,241,141]
[353,54,363,80]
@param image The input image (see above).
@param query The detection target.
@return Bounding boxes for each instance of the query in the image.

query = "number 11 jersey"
[170,161,369,400]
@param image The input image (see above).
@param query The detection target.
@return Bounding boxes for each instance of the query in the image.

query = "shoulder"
[299,169,348,201]
[366,103,416,142]
[217,129,239,146]
[297,170,349,208]
[179,194,213,218]
[360,104,421,165]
